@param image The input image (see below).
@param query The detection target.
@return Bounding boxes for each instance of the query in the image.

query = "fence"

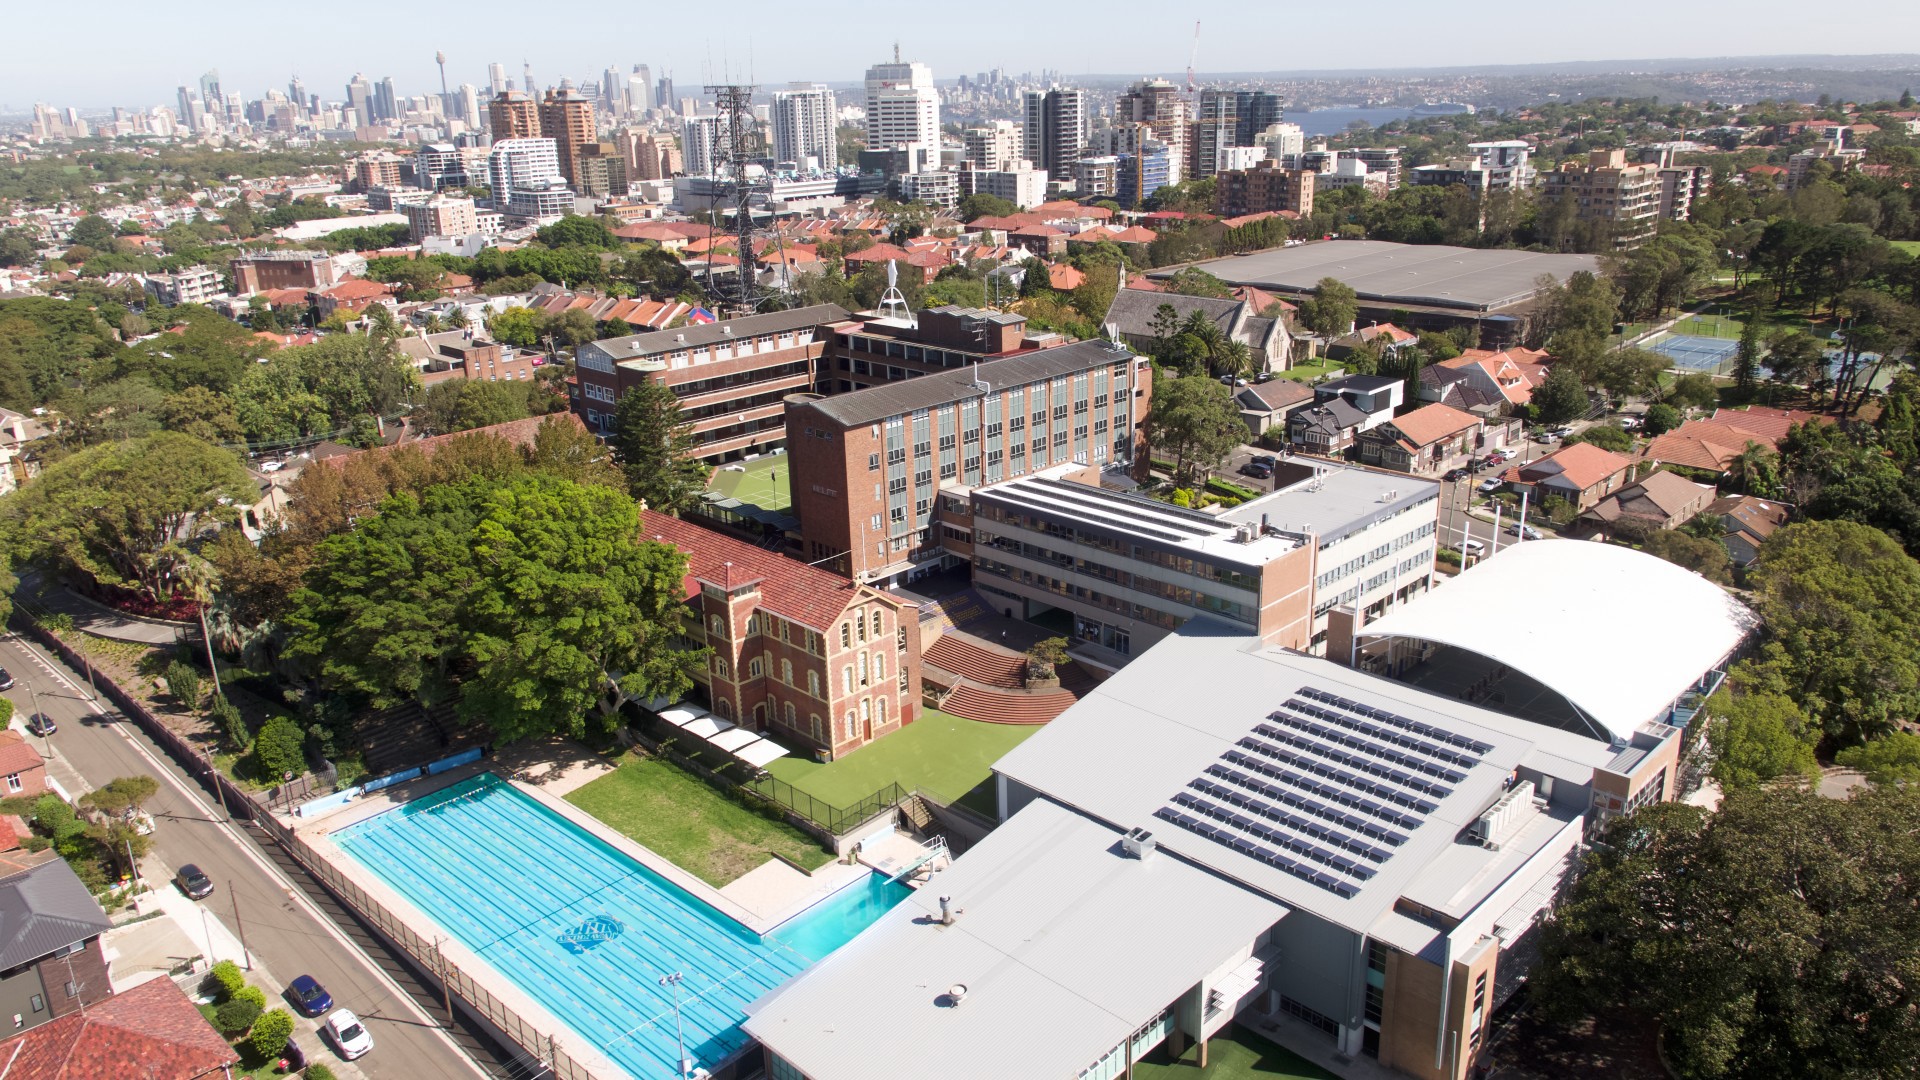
[747,773,907,836]
[12,612,604,1080]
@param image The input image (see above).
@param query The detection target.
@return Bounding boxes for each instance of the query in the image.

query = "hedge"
[1206,477,1261,501]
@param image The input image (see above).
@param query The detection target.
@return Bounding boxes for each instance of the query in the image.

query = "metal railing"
[746,772,906,836]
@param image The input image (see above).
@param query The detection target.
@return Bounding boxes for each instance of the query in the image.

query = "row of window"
[974,557,1183,632]
[976,531,1258,623]
[973,504,1262,591]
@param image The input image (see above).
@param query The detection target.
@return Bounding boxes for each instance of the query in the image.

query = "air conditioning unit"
[1469,780,1536,851]
[1121,827,1156,859]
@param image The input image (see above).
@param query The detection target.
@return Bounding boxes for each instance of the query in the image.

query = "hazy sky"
[8,0,1919,108]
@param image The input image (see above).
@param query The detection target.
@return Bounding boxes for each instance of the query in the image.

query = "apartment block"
[231,250,340,294]
[574,304,848,461]
[576,143,629,197]
[1465,141,1535,190]
[143,265,223,306]
[538,88,597,191]
[414,143,468,190]
[351,154,404,192]
[1075,155,1121,199]
[963,163,1048,210]
[402,195,478,241]
[771,83,838,171]
[1215,159,1317,218]
[641,511,922,761]
[964,120,1020,172]
[1541,149,1663,249]
[1022,87,1086,178]
[784,338,1151,585]
[824,305,1036,392]
[487,90,540,139]
[619,129,680,181]
[1353,147,1403,190]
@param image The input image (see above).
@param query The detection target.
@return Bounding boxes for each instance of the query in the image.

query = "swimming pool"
[334,772,907,1079]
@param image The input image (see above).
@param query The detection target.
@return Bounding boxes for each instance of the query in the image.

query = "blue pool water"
[334,772,907,1079]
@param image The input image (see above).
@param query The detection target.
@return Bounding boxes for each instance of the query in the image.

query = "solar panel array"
[1154,686,1490,898]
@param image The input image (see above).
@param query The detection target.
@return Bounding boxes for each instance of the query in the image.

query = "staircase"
[357,700,482,777]
[941,682,1080,725]
[924,636,1026,689]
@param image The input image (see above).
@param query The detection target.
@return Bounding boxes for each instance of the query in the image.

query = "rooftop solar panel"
[1279,699,1481,771]
[1260,714,1468,785]
[1297,686,1496,755]
[1232,736,1447,808]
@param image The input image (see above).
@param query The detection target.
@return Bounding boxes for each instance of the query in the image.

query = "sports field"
[1647,333,1740,373]
[707,453,792,512]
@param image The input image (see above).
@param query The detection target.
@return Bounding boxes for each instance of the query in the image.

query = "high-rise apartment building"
[1075,155,1121,200]
[576,143,629,196]
[964,120,1020,172]
[487,90,540,139]
[1022,87,1085,178]
[682,115,732,177]
[345,74,373,127]
[1465,141,1535,190]
[1353,147,1403,191]
[771,83,838,171]
[403,195,479,241]
[619,130,678,180]
[1113,79,1188,186]
[1541,149,1664,249]
[487,138,571,223]
[487,62,507,97]
[414,143,468,190]
[864,57,940,173]
[538,88,597,191]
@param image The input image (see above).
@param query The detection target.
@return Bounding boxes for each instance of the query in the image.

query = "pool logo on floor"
[557,915,627,953]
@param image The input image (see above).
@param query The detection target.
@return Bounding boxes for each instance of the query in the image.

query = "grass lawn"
[565,752,831,886]
[1132,1025,1337,1080]
[1892,240,1920,255]
[1277,359,1344,383]
[707,453,792,512]
[762,709,1039,818]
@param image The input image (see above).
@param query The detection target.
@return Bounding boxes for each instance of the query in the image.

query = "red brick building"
[642,512,923,760]
[0,731,47,798]
[0,973,235,1079]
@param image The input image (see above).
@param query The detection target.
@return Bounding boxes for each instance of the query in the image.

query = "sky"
[7,0,1920,109]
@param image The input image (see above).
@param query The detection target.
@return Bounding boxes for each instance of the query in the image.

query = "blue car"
[289,974,333,1017]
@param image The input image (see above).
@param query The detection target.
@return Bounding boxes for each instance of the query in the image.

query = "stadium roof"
[1160,241,1599,312]
[1357,540,1757,743]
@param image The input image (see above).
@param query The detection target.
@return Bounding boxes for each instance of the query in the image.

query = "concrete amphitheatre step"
[941,681,1079,725]
[923,636,1027,690]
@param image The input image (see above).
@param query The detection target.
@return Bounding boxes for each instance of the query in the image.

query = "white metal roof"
[735,738,791,769]
[744,799,1284,1080]
[1356,540,1756,743]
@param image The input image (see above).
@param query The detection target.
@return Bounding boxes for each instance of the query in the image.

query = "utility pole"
[26,680,50,759]
[230,888,253,971]
[124,836,143,913]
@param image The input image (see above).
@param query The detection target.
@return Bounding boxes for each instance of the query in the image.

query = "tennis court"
[707,453,791,512]
[1647,333,1739,374]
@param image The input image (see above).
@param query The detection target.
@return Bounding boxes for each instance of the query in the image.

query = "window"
[873,652,886,680]
[857,615,868,643]
[842,666,853,694]
[870,610,883,637]
[809,713,823,741]
[4,774,18,793]
[712,656,731,678]
[840,622,851,648]
[807,670,821,697]
[939,461,956,479]
[781,659,793,684]
[748,657,764,678]
[29,993,43,1014]
[868,452,880,471]
[709,614,724,637]
[845,711,858,739]
[878,697,890,725]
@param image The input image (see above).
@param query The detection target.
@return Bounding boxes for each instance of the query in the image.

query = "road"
[2,633,502,1080]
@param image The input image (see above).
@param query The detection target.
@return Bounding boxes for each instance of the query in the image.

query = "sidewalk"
[10,717,88,801]
[19,574,189,646]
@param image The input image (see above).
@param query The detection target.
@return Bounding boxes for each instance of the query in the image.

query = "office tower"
[523,61,536,95]
[375,77,399,122]
[416,143,468,190]
[288,76,306,113]
[199,70,222,109]
[657,76,675,114]
[538,88,597,190]
[488,90,540,139]
[864,56,939,173]
[619,130,676,180]
[1021,87,1084,178]
[682,116,729,177]
[176,86,197,131]
[1232,90,1284,148]
[345,74,373,127]
[631,65,653,112]
[602,67,622,114]
[771,83,837,171]
[488,62,508,97]
[964,120,1019,171]
[1113,79,1188,185]
[453,84,479,125]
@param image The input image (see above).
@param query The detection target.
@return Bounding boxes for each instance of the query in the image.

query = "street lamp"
[659,972,690,1079]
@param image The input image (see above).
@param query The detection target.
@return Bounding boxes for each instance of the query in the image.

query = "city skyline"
[7,0,1920,108]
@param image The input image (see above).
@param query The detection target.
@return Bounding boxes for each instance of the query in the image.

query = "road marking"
[3,636,490,1080]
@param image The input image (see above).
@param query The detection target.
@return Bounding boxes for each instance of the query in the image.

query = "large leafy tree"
[611,377,707,513]
[284,476,701,741]
[5,432,254,602]
[1534,785,1920,1080]
[1140,374,1245,486]
[1298,277,1358,339]
[1531,365,1590,425]
[231,332,417,442]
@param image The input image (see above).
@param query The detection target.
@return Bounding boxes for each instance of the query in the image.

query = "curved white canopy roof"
[1358,540,1757,743]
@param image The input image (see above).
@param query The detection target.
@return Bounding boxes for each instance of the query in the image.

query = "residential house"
[1419,349,1549,414]
[1102,290,1294,372]
[396,329,540,386]
[1046,263,1085,291]
[1007,224,1067,258]
[0,973,236,1079]
[0,732,48,798]
[1326,322,1416,363]
[1706,495,1792,568]
[640,511,923,761]
[1288,397,1370,455]
[311,278,395,320]
[1577,469,1716,538]
[1356,402,1485,476]
[1234,379,1316,439]
[0,853,114,1034]
[1313,374,1402,432]
[1639,405,1827,474]
[1503,442,1636,510]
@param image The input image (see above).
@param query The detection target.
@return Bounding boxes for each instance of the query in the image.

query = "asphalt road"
[2,633,498,1080]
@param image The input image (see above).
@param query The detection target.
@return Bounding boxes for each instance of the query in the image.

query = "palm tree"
[1212,339,1252,380]
[1724,441,1775,498]
[162,545,224,700]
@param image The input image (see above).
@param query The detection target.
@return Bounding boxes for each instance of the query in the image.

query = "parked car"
[1507,523,1544,540]
[277,1037,308,1073]
[1251,454,1278,468]
[1253,371,1273,383]
[1534,430,1560,443]
[174,864,214,901]
[1442,467,1470,482]
[1477,478,1505,494]
[259,459,286,473]
[325,1009,374,1060]
[1485,451,1509,465]
[289,974,333,1017]
[1618,416,1642,430]
[1461,539,1487,556]
[1239,461,1273,480]
[0,666,14,691]
[25,714,55,737]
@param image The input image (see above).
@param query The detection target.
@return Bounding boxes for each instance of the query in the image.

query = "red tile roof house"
[1356,403,1487,476]
[0,973,236,1079]
[1576,468,1718,539]
[1503,441,1637,511]
[640,511,924,762]
[0,731,48,798]
[1638,405,1829,474]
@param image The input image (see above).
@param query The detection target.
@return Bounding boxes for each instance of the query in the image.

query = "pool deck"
[284,740,920,1080]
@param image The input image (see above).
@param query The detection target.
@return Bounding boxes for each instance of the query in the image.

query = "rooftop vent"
[1121,827,1156,859]
[946,983,969,1007]
[1469,780,1540,851]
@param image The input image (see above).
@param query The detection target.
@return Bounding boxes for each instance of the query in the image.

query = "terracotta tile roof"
[1238,379,1314,411]
[321,278,392,301]
[1356,323,1416,346]
[640,511,864,631]
[1514,441,1634,490]
[1386,403,1481,446]
[0,730,43,778]
[1107,226,1158,244]
[1232,285,1293,313]
[0,976,237,1080]
[1010,223,1066,237]
[1711,494,1790,543]
[1640,406,1827,471]
[1219,211,1284,229]
[844,242,915,264]
[1047,263,1086,291]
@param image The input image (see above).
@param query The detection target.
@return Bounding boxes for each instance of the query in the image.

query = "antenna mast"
[704,81,763,314]
[1186,22,1201,94]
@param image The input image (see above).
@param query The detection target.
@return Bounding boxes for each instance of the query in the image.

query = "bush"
[164,659,201,710]
[249,1007,295,1058]
[305,1065,338,1080]
[204,959,246,1002]
[214,995,261,1035]
[1643,402,1682,437]
[252,716,305,781]
[233,985,266,1012]
[209,695,250,752]
[1206,477,1260,501]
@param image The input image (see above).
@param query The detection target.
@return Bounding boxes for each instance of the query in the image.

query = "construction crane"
[1186,21,1201,93]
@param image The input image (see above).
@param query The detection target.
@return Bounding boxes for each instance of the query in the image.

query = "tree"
[1763,329,1823,386]
[1140,375,1245,486]
[160,386,245,444]
[68,215,116,250]
[1667,372,1720,413]
[215,996,262,1036]
[957,193,1019,221]
[80,775,160,820]
[163,660,201,709]
[535,214,618,250]
[1741,519,1920,746]
[1707,690,1820,788]
[525,414,623,489]
[1532,365,1590,425]
[1733,317,1763,395]
[1161,267,1233,299]
[1641,528,1732,583]
[250,1008,295,1058]
[252,716,306,780]
[1835,731,1920,786]
[1297,277,1358,339]
[231,333,416,443]
[487,306,544,348]
[1642,403,1682,436]
[5,433,254,603]
[1564,422,1631,452]
[610,379,706,513]
[1534,786,1920,1080]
